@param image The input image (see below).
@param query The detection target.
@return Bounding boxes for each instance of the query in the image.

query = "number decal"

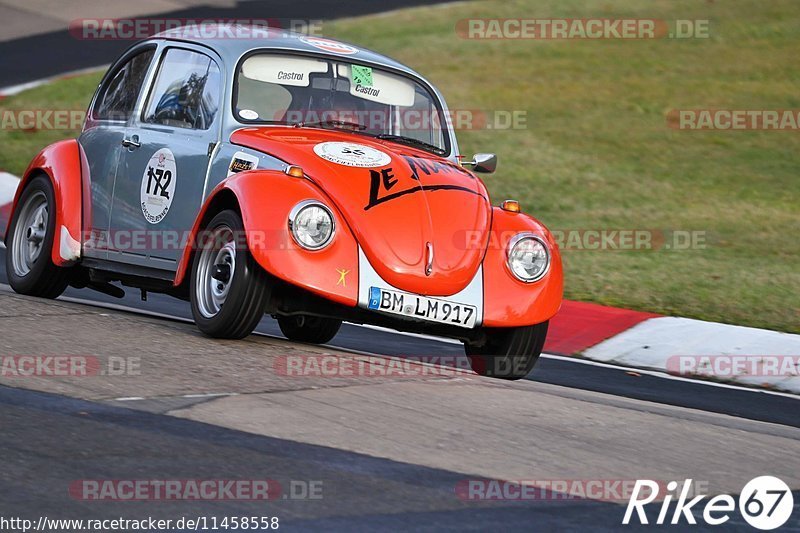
[146,168,172,199]
[140,148,177,224]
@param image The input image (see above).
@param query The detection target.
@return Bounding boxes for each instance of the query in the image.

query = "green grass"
[1,0,798,332]
[0,73,102,173]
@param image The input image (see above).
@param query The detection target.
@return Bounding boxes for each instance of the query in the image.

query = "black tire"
[465,321,549,380]
[277,315,342,344]
[5,175,70,299]
[190,209,271,339]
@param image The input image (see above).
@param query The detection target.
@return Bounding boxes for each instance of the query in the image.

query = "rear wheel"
[277,315,342,344]
[190,210,271,339]
[465,321,549,380]
[5,175,70,299]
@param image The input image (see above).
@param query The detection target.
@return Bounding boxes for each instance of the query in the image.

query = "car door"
[78,44,157,260]
[108,46,222,270]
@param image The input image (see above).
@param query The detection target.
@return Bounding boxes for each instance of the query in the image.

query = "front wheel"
[465,321,549,380]
[190,210,271,339]
[277,315,342,344]
[5,175,70,299]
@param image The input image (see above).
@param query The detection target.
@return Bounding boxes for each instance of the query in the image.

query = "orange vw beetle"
[2,27,562,379]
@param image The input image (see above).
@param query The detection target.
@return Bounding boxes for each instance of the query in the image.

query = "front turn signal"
[285,165,305,178]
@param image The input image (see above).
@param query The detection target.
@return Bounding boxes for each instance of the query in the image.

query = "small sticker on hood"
[313,142,391,168]
[227,151,260,177]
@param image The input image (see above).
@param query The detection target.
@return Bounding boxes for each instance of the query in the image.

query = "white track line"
[113,392,239,402]
[2,282,797,401]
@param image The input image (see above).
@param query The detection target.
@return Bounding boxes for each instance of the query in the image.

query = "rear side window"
[143,48,221,130]
[94,47,155,121]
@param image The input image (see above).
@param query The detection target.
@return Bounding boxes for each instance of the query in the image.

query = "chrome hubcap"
[196,225,236,318]
[11,191,48,277]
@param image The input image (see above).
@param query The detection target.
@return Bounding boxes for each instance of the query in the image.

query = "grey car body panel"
[79,26,461,274]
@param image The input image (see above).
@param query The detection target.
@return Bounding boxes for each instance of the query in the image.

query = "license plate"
[367,287,478,329]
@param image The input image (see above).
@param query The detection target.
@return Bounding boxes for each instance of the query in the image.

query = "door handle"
[121,136,141,149]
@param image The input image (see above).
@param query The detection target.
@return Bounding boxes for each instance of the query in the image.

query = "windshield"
[234,53,449,154]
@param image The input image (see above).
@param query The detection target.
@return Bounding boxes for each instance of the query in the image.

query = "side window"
[94,47,156,121]
[144,48,221,130]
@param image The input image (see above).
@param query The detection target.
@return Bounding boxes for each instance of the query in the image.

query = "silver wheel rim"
[196,225,237,319]
[11,191,48,277]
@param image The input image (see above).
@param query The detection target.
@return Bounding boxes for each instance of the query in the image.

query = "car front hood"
[230,127,492,296]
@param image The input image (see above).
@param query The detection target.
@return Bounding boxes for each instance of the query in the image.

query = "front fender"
[7,140,88,265]
[175,169,359,306]
[481,208,564,327]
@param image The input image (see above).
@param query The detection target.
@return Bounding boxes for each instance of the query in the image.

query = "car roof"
[152,24,420,77]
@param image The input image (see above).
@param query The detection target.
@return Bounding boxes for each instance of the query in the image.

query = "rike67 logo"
[624,476,794,530]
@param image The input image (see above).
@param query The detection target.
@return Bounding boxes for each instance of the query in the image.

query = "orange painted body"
[481,208,564,327]
[16,131,562,329]
[175,169,360,307]
[179,127,562,327]
[9,140,86,266]
[230,128,492,297]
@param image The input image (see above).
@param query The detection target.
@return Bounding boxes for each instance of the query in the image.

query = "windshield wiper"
[374,134,445,155]
[295,120,366,131]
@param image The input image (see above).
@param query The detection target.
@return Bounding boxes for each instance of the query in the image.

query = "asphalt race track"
[0,0,453,87]
[2,248,800,531]
[1,1,800,530]
[0,384,640,531]
[0,247,798,427]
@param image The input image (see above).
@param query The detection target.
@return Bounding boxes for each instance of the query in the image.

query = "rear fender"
[175,170,359,306]
[6,140,87,266]
[481,208,564,327]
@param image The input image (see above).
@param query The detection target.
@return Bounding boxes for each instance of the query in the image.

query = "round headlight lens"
[289,202,335,250]
[507,235,550,282]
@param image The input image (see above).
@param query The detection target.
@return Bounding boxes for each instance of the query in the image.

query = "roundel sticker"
[140,148,177,224]
[300,36,358,55]
[314,142,391,168]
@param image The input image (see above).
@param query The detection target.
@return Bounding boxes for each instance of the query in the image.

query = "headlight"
[507,234,550,282]
[289,200,335,250]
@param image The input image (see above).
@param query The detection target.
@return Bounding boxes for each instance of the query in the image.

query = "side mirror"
[464,153,497,174]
